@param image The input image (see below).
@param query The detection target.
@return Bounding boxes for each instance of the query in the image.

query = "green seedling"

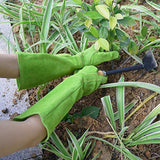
[87,76,160,160]
[0,0,84,54]
[71,0,160,63]
[42,128,99,160]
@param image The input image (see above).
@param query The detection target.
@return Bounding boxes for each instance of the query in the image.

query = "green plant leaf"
[128,131,160,146]
[78,128,89,146]
[73,0,82,5]
[81,106,100,119]
[146,0,160,11]
[95,4,110,19]
[100,82,160,94]
[94,0,100,4]
[88,136,142,160]
[109,16,117,30]
[128,40,138,55]
[67,139,73,153]
[94,40,100,51]
[66,128,84,159]
[131,103,160,135]
[149,36,156,42]
[80,33,88,52]
[104,0,113,6]
[132,121,160,140]
[115,13,123,20]
[84,11,102,19]
[116,76,125,130]
[50,131,71,157]
[121,5,160,22]
[98,38,110,51]
[115,28,129,42]
[99,27,108,39]
[42,142,71,160]
[101,96,116,130]
[139,39,160,53]
[119,126,129,138]
[112,42,120,51]
[141,25,148,37]
[114,100,137,121]
[63,25,79,52]
[90,26,99,38]
[118,16,136,26]
[60,0,66,22]
[122,148,142,160]
[40,0,54,53]
[84,19,92,28]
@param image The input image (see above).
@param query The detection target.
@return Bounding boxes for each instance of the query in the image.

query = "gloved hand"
[14,66,107,142]
[16,45,118,90]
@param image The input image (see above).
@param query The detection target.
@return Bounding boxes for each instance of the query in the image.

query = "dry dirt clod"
[1,108,9,114]
[9,112,19,120]
[12,25,20,33]
[145,150,151,159]
[31,153,37,158]
[12,98,17,105]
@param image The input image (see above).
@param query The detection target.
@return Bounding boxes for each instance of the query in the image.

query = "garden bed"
[1,0,160,159]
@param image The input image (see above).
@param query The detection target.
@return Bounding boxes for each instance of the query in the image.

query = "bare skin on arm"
[0,54,20,78]
[0,115,47,157]
[0,54,47,157]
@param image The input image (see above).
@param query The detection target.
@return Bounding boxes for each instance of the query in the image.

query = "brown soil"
[10,0,160,159]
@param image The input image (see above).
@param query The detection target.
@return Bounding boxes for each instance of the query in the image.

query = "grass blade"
[40,0,54,53]
[114,100,137,121]
[146,0,160,11]
[19,6,32,52]
[128,131,160,146]
[67,139,73,153]
[80,33,88,52]
[78,128,89,147]
[43,143,71,160]
[121,5,160,22]
[132,121,160,140]
[100,82,160,94]
[82,142,91,158]
[63,25,79,52]
[60,0,66,23]
[139,39,160,53]
[116,76,125,129]
[101,96,116,130]
[50,131,70,157]
[87,136,142,160]
[129,139,160,146]
[66,128,83,159]
[131,103,160,135]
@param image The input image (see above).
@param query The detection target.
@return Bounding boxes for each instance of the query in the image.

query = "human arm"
[0,54,19,78]
[0,66,106,157]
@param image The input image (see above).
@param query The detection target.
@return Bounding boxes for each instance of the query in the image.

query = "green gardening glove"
[16,45,119,90]
[14,66,107,142]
